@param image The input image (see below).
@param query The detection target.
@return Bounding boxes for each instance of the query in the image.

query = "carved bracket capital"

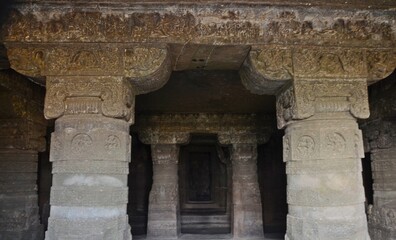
[151,144,180,165]
[276,80,369,128]
[240,46,395,95]
[44,76,135,122]
[6,43,172,94]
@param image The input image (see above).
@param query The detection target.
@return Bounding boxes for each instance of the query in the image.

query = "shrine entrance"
[179,135,231,234]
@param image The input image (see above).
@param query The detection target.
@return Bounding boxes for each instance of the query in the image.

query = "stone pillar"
[218,134,266,240]
[0,70,46,240]
[277,80,370,240]
[44,77,134,239]
[139,132,190,240]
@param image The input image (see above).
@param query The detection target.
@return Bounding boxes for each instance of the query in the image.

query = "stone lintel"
[6,43,172,95]
[0,70,46,151]
[276,79,370,129]
[240,46,396,95]
[44,76,135,123]
[134,113,274,145]
[3,4,395,48]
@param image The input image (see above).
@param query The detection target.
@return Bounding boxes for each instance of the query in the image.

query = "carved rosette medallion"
[296,135,315,157]
[105,135,121,153]
[325,132,346,153]
[71,133,92,154]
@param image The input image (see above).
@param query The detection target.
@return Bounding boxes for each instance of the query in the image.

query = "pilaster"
[140,133,190,240]
[361,77,396,239]
[277,80,370,240]
[0,70,46,240]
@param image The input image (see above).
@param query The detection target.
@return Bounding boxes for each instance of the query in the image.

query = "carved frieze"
[276,80,369,128]
[3,5,395,48]
[135,113,274,145]
[241,46,395,95]
[6,44,172,94]
[44,76,135,122]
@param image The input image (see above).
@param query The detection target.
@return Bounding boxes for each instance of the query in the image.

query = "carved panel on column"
[44,76,135,122]
[276,80,370,128]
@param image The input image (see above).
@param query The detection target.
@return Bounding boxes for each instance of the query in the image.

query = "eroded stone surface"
[0,70,46,240]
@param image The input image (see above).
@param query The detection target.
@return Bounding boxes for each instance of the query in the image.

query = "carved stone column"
[6,43,172,239]
[277,80,370,240]
[219,134,265,240]
[139,132,190,240]
[0,70,46,240]
[44,77,134,239]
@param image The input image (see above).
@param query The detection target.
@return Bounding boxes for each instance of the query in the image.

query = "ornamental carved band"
[44,76,135,122]
[6,44,171,94]
[241,46,396,95]
[276,80,369,128]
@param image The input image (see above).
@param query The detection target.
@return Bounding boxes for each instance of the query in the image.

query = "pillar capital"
[0,70,46,152]
[240,46,396,95]
[6,43,172,94]
[44,76,135,123]
[276,79,370,129]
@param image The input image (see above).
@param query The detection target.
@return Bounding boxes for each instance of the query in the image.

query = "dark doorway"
[179,134,231,234]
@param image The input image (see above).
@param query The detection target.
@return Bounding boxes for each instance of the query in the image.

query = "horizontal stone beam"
[134,113,275,145]
[3,4,395,48]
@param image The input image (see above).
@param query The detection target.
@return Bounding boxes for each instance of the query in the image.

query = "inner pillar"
[139,133,190,240]
[218,134,266,240]
[0,70,46,240]
[231,144,264,239]
[277,80,370,240]
[44,76,134,240]
[148,144,180,239]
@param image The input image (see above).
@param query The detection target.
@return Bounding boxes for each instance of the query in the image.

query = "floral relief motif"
[105,135,121,152]
[325,132,346,153]
[71,133,92,154]
[297,135,315,157]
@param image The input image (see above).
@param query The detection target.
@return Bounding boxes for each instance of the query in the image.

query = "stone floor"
[134,233,284,240]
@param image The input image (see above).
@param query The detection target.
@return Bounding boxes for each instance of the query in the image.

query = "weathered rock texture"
[361,76,396,240]
[0,70,46,240]
[276,81,370,240]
